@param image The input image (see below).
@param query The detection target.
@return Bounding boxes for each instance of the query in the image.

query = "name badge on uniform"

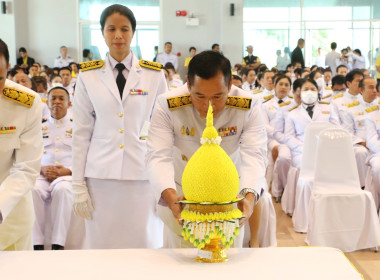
[130,89,148,95]
[322,111,331,114]
[0,126,16,134]
[218,126,237,137]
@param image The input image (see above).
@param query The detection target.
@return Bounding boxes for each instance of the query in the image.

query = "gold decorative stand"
[196,238,228,263]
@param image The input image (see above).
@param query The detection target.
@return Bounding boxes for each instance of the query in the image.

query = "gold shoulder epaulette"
[289,104,300,112]
[333,93,344,99]
[2,87,35,108]
[347,101,360,108]
[288,95,294,99]
[167,94,192,110]
[225,96,252,110]
[262,94,274,103]
[318,101,330,105]
[41,98,47,103]
[253,89,262,94]
[321,94,331,100]
[80,60,104,71]
[365,105,379,113]
[279,100,291,107]
[139,59,163,71]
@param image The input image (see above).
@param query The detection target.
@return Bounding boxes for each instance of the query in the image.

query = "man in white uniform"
[32,87,75,250]
[0,39,43,251]
[156,42,178,71]
[325,42,340,76]
[147,51,268,248]
[54,46,74,68]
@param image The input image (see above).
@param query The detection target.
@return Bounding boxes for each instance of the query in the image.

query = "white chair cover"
[365,163,380,212]
[292,122,334,232]
[306,128,380,252]
[281,165,299,215]
[243,192,277,248]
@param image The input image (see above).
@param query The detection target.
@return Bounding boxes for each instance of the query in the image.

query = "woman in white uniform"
[72,4,167,249]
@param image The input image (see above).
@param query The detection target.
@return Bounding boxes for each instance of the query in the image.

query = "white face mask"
[301,90,318,105]
[51,82,63,88]
[316,77,324,91]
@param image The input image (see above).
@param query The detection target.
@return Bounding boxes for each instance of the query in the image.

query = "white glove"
[72,180,94,220]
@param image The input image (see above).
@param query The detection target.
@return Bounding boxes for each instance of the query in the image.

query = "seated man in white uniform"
[332,70,366,187]
[147,51,268,248]
[242,68,257,93]
[32,87,73,250]
[340,77,379,189]
[285,79,340,169]
[255,70,275,103]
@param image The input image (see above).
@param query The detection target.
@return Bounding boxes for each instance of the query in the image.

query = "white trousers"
[353,144,369,187]
[32,176,72,246]
[369,156,380,210]
[271,144,292,198]
[85,178,163,249]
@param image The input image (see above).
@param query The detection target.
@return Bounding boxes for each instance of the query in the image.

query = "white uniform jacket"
[72,54,168,181]
[0,80,43,249]
[146,85,268,201]
[332,91,363,124]
[366,108,380,155]
[341,98,380,145]
[284,102,340,154]
[273,100,299,144]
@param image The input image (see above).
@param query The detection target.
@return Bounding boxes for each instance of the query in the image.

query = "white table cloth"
[0,247,363,280]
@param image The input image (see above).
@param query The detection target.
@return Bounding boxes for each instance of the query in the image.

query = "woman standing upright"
[72,4,167,249]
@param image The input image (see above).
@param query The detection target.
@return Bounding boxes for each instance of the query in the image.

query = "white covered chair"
[306,128,380,252]
[292,122,334,232]
[281,165,299,216]
[365,164,380,212]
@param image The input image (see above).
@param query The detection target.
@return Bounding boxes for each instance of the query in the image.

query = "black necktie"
[278,99,284,104]
[306,105,314,119]
[249,84,252,90]
[115,63,126,99]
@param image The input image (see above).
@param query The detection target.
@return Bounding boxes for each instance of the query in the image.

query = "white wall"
[1,0,78,67]
[160,0,243,77]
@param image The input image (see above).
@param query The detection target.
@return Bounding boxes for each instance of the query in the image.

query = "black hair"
[211,43,219,50]
[164,62,175,71]
[48,86,70,98]
[293,78,305,92]
[59,67,72,74]
[286,64,293,70]
[255,71,264,88]
[336,64,347,73]
[69,62,78,67]
[274,74,292,86]
[0,39,10,65]
[353,49,362,56]
[300,78,318,90]
[50,74,62,83]
[83,49,90,58]
[100,4,136,32]
[358,76,374,89]
[309,70,323,80]
[32,76,48,90]
[187,50,231,88]
[345,69,364,87]
[331,42,337,50]
[164,42,172,46]
[258,64,268,73]
[232,75,242,83]
[19,47,27,53]
[189,47,196,52]
[297,38,305,45]
[332,75,345,87]
[323,67,332,73]
[244,68,256,76]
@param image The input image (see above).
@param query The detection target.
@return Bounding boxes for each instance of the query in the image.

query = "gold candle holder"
[196,237,228,263]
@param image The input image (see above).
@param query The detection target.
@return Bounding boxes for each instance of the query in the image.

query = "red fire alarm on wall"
[176,10,187,17]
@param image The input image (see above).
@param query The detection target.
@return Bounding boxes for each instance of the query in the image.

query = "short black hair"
[0,39,10,65]
[286,64,293,69]
[332,75,345,87]
[164,62,175,71]
[309,70,322,80]
[211,43,219,50]
[100,4,136,32]
[187,50,231,88]
[32,76,48,90]
[353,49,361,56]
[164,42,172,46]
[48,86,70,98]
[323,67,332,73]
[50,74,61,83]
[59,67,71,74]
[232,75,242,83]
[300,78,318,90]
[293,78,305,91]
[19,47,27,53]
[331,42,337,50]
[336,64,347,73]
[274,74,292,86]
[345,69,363,87]
[298,38,305,45]
[189,47,196,52]
[359,76,374,89]
[244,68,256,76]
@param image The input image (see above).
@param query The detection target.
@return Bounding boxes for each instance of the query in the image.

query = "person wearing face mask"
[284,79,340,169]
[32,87,80,251]
[72,4,167,249]
[147,51,272,248]
[242,68,257,92]
[262,75,295,201]
[340,77,378,189]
